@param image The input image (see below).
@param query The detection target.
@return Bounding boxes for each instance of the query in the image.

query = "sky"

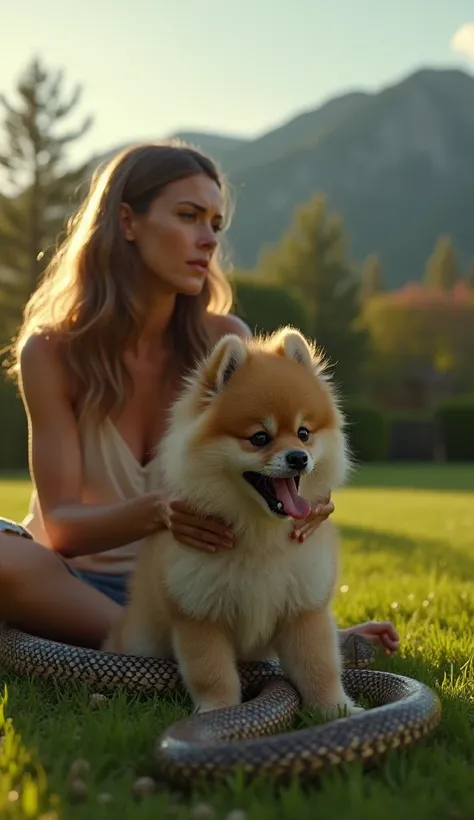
[1,0,474,165]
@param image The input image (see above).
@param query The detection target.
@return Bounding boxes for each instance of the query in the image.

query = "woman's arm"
[19,334,166,559]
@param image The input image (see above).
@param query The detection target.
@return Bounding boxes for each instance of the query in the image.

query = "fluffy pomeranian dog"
[104,326,362,718]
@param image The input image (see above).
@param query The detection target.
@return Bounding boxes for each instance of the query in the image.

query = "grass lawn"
[1,464,473,819]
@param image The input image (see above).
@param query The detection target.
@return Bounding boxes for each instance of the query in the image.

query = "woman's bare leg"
[0,533,121,648]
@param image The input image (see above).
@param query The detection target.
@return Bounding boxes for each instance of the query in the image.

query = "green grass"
[1,464,474,819]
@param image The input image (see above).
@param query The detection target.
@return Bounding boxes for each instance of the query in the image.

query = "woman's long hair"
[7,141,234,421]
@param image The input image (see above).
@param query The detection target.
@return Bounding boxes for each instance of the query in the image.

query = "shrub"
[343,401,390,463]
[232,276,309,335]
[0,373,28,471]
[435,396,474,461]
[386,411,440,461]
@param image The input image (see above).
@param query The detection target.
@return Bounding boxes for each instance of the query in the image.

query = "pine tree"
[257,193,368,395]
[423,235,461,290]
[0,56,93,338]
[360,253,385,302]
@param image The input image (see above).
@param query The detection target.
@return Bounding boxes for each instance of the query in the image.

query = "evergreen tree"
[0,56,93,338]
[360,253,385,302]
[423,235,461,290]
[257,193,368,395]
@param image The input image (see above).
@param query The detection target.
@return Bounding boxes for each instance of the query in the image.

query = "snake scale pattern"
[0,622,441,787]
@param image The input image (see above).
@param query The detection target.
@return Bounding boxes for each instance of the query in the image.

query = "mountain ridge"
[45,65,474,289]
[221,66,474,286]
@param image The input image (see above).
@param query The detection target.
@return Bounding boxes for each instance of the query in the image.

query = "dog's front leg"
[172,615,241,714]
[275,606,364,719]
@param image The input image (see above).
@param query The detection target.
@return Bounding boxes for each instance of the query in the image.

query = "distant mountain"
[86,66,474,290]
[223,91,372,173]
[93,130,248,170]
[170,130,248,163]
[222,67,474,287]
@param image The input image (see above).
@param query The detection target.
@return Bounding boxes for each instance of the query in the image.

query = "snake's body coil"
[0,624,441,787]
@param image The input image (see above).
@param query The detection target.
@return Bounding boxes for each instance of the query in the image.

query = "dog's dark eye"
[297,427,310,442]
[249,431,272,447]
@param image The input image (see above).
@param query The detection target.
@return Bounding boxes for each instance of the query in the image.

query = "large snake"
[0,622,441,788]
[0,518,441,786]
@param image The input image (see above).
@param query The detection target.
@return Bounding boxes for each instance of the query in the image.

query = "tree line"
[1,56,473,411]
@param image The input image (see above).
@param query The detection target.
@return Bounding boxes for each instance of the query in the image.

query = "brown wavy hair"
[8,141,234,421]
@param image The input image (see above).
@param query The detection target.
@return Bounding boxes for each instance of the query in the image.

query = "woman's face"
[120,173,224,296]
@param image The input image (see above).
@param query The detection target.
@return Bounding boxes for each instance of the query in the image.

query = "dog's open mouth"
[243,472,311,519]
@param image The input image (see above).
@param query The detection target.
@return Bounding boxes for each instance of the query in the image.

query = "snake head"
[340,634,376,668]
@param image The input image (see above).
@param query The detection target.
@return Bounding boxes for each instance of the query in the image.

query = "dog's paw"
[339,701,365,717]
[313,697,365,721]
[194,701,219,715]
[193,697,240,715]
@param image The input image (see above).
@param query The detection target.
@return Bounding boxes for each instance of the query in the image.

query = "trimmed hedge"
[0,373,28,471]
[435,397,474,462]
[232,277,309,335]
[343,401,391,463]
[387,412,441,461]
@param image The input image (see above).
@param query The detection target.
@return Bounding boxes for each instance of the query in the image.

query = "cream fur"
[104,327,362,719]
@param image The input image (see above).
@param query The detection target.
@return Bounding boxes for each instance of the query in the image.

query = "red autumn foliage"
[388,281,473,306]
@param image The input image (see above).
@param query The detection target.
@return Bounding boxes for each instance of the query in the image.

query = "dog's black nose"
[285,450,308,471]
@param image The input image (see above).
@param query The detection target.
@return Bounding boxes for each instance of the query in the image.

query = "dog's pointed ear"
[271,326,318,372]
[202,334,249,394]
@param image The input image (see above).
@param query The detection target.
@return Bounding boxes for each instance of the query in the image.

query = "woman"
[0,141,399,656]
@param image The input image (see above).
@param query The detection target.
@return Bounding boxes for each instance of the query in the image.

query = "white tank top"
[22,416,159,575]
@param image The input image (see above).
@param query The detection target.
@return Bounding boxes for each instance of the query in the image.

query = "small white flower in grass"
[191,804,216,820]
[8,791,19,802]
[391,602,398,609]
[68,759,90,779]
[340,585,349,593]
[407,593,415,600]
[428,592,435,600]
[132,777,156,797]
[90,693,108,709]
[422,599,430,607]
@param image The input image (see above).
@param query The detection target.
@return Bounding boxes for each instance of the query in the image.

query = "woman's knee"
[0,532,59,598]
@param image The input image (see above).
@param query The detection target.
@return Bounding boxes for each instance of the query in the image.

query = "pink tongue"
[273,478,311,520]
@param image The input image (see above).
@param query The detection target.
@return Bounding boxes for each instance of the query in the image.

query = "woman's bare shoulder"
[20,331,60,375]
[20,331,74,401]
[206,312,253,344]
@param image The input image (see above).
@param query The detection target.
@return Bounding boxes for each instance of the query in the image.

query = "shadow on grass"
[339,523,474,580]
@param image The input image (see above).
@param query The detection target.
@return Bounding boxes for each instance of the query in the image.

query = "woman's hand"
[340,621,400,655]
[164,500,235,553]
[289,493,335,542]
[164,493,335,552]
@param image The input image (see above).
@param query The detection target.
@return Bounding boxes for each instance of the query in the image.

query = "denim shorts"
[64,564,129,606]
[0,516,129,607]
